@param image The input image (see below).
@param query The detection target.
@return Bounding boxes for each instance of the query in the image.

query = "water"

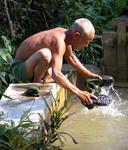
[59,88,128,150]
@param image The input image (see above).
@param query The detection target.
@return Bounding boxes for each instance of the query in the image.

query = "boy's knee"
[25,48,52,80]
[39,48,52,63]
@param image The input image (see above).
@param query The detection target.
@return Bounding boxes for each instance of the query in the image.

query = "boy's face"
[73,31,95,51]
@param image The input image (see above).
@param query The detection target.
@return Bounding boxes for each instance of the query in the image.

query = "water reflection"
[60,88,128,150]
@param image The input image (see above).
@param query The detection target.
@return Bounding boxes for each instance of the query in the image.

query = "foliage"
[0,0,127,56]
[75,39,103,65]
[0,36,14,98]
[0,95,77,150]
[23,86,40,97]
[0,0,127,40]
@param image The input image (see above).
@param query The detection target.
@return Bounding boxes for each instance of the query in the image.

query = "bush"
[0,36,14,98]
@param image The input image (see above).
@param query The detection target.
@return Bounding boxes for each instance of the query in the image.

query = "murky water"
[59,88,128,150]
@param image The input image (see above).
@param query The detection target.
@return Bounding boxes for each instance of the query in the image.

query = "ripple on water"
[61,88,128,150]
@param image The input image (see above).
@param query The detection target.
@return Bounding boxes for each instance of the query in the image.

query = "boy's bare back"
[15,27,67,60]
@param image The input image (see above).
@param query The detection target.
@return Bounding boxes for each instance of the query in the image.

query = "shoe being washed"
[84,75,114,109]
[85,94,112,109]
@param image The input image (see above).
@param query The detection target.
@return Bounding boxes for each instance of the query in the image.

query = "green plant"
[23,86,40,97]
[1,0,126,40]
[0,36,14,98]
[0,92,77,149]
[75,39,103,65]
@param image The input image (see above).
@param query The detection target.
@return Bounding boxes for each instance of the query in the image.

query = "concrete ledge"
[0,65,78,124]
[77,64,101,90]
[0,82,67,124]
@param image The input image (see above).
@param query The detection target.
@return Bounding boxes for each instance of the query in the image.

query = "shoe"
[85,94,112,109]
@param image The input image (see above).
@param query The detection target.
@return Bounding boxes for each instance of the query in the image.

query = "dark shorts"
[10,59,30,82]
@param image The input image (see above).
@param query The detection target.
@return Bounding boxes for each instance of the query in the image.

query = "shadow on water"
[60,87,128,150]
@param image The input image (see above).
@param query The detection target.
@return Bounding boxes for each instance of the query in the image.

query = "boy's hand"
[92,73,102,80]
[77,90,97,105]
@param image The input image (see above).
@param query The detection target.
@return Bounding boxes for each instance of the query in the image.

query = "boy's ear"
[73,32,80,40]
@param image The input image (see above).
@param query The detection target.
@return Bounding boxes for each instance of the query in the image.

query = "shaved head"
[70,18,95,36]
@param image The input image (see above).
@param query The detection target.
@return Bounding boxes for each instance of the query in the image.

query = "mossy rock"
[86,75,114,91]
[23,86,40,97]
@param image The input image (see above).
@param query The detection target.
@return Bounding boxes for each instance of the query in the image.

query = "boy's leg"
[25,48,52,82]
[43,67,55,83]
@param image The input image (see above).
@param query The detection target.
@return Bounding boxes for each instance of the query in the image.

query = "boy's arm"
[51,44,97,104]
[64,46,102,79]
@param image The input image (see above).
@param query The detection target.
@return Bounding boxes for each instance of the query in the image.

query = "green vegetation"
[0,36,14,97]
[23,86,40,97]
[0,94,76,150]
[1,0,127,39]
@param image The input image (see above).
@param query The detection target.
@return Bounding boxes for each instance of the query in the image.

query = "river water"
[59,87,128,150]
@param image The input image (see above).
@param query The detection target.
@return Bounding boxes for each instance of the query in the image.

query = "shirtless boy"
[11,18,102,105]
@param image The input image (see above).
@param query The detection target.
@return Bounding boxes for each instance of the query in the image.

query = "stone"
[76,64,101,90]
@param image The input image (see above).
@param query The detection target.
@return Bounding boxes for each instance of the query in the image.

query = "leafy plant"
[23,86,40,97]
[0,36,14,98]
[75,39,103,65]
[1,0,127,40]
[0,92,77,149]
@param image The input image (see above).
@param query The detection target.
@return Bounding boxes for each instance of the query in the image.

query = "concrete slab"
[0,82,66,124]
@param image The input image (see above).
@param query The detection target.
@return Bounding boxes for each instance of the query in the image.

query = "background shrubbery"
[0,0,128,97]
